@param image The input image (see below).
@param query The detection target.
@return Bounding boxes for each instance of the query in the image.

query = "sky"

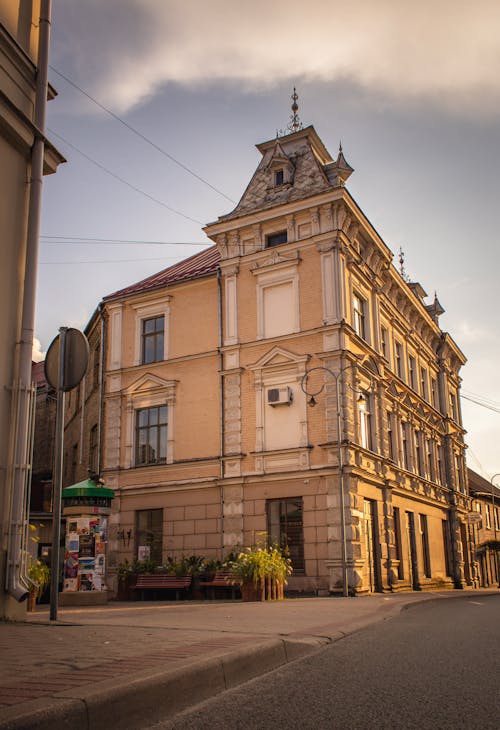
[37,0,500,479]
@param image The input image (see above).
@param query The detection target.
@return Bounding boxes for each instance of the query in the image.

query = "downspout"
[217,268,225,556]
[6,0,52,602]
[97,303,105,476]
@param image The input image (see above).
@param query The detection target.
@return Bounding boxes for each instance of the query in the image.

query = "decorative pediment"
[247,346,309,372]
[124,372,177,396]
[251,249,300,274]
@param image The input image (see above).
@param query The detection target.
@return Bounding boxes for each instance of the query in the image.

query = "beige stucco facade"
[0,2,63,618]
[93,125,471,596]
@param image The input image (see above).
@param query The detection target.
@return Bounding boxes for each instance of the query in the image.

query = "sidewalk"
[0,589,498,730]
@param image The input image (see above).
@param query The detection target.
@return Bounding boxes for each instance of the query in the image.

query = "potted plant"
[229,546,292,601]
[27,558,50,612]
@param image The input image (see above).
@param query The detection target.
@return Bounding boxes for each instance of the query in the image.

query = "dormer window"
[274,169,284,186]
[266,231,288,248]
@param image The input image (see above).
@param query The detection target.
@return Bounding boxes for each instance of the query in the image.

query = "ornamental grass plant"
[229,545,292,601]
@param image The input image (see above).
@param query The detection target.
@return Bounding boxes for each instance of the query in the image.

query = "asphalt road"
[150,594,500,729]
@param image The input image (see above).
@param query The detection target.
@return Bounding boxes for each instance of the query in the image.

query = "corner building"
[102,125,470,595]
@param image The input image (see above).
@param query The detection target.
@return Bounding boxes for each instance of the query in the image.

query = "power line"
[462,390,500,410]
[49,65,235,204]
[39,256,179,265]
[461,394,500,415]
[40,235,208,246]
[48,128,205,225]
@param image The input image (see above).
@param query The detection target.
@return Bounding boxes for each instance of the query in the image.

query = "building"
[95,117,472,596]
[467,469,499,588]
[0,1,64,618]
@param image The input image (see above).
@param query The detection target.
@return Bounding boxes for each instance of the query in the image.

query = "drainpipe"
[6,0,52,602]
[97,303,105,476]
[217,268,225,556]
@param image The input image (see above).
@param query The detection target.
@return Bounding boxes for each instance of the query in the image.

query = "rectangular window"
[442,520,452,577]
[267,498,304,571]
[387,411,394,460]
[420,367,428,400]
[266,231,288,247]
[380,327,389,359]
[419,514,431,578]
[141,316,164,364]
[393,507,404,580]
[450,392,459,422]
[414,430,424,476]
[426,438,435,482]
[135,406,168,466]
[401,422,410,470]
[359,394,372,450]
[135,508,163,564]
[485,504,491,529]
[430,378,438,409]
[89,424,98,475]
[408,356,416,390]
[352,293,366,339]
[274,169,284,186]
[437,445,445,485]
[395,342,404,379]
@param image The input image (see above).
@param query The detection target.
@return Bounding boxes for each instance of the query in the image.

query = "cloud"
[52,0,500,115]
[32,338,46,362]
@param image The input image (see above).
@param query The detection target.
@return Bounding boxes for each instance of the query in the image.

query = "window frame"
[266,231,288,248]
[135,404,168,467]
[141,315,165,365]
[267,497,305,573]
[132,297,171,366]
[135,508,163,564]
[352,292,366,340]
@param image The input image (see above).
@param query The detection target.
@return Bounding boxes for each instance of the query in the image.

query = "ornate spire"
[398,247,409,281]
[276,88,304,137]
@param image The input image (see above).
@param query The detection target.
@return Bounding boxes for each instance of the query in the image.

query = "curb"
[0,638,323,730]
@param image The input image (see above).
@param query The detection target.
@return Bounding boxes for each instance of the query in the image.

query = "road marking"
[468,601,483,605]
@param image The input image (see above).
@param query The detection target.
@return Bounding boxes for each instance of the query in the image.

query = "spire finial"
[339,140,343,153]
[398,246,408,281]
[287,87,303,134]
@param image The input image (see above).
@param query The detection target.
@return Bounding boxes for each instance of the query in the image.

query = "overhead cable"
[48,128,204,225]
[49,65,235,204]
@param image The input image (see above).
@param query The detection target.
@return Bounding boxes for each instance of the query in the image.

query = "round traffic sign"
[44,328,90,392]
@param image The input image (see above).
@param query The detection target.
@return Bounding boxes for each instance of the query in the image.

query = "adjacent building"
[96,122,471,595]
[0,1,63,618]
[467,469,499,588]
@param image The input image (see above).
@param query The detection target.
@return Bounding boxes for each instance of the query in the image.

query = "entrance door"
[363,499,381,592]
[406,511,419,590]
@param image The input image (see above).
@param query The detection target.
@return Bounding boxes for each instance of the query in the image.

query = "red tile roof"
[104,245,220,302]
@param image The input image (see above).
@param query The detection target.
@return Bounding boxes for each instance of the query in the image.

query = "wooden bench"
[133,574,192,601]
[200,570,239,600]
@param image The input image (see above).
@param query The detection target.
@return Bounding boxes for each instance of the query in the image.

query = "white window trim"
[253,263,300,340]
[131,297,172,366]
[124,377,176,468]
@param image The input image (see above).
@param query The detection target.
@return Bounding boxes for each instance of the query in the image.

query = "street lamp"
[301,362,375,597]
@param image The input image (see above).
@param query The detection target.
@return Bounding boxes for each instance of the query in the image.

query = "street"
[150,595,500,729]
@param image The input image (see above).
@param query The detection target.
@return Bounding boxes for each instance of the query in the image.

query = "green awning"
[62,479,114,500]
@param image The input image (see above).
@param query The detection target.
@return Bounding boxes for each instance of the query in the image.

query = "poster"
[138,545,150,562]
[76,518,90,535]
[79,533,94,557]
[95,539,105,556]
[79,556,95,572]
[64,552,79,578]
[67,533,79,552]
[95,554,105,575]
[79,572,95,591]
[64,578,78,592]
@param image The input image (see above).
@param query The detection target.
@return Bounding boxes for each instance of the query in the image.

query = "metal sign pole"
[49,327,67,621]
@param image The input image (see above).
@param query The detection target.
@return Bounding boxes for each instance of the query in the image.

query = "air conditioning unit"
[267,386,293,406]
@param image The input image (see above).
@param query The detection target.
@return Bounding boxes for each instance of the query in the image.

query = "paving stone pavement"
[0,590,497,729]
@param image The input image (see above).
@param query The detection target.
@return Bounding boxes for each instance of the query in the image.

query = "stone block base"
[59,591,110,606]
